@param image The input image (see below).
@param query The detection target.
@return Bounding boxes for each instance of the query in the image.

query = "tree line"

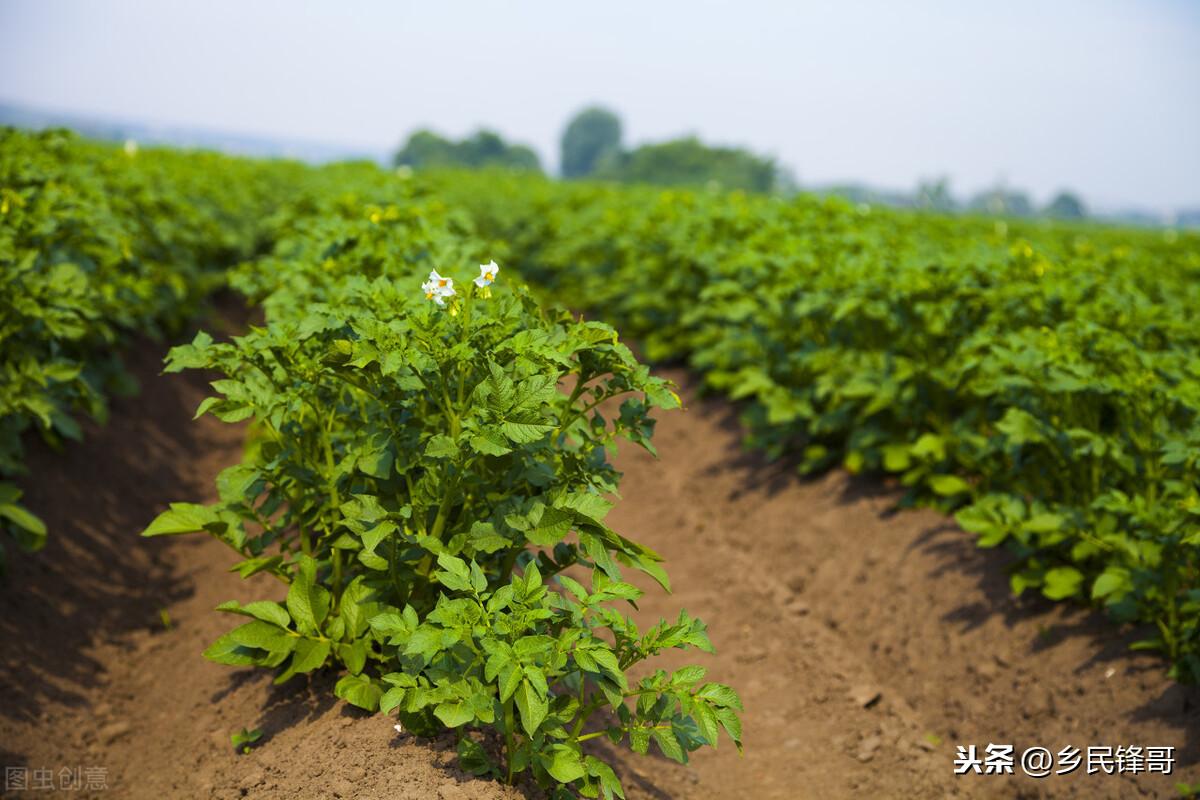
[393,106,1088,218]
[394,106,782,193]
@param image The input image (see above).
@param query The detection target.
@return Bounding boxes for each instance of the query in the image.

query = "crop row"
[2,136,738,792]
[6,131,1198,792]
[0,129,303,568]
[433,171,1200,682]
[141,161,741,795]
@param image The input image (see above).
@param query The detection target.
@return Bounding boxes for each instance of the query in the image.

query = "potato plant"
[439,170,1200,682]
[0,128,297,570]
[145,262,741,795]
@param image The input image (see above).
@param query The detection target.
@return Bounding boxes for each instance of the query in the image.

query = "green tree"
[1045,191,1087,219]
[458,131,541,172]
[394,129,541,172]
[393,130,458,168]
[596,136,778,193]
[915,177,957,212]
[560,107,622,179]
[969,186,1033,217]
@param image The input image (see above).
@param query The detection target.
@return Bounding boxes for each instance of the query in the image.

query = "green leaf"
[652,728,686,763]
[403,628,444,660]
[514,679,548,737]
[584,756,625,800]
[558,575,589,604]
[337,639,367,675]
[338,576,377,638]
[216,464,261,503]
[216,600,292,628]
[714,706,743,751]
[357,447,394,479]
[541,745,586,783]
[691,702,720,746]
[672,665,707,688]
[1042,566,1084,600]
[203,632,259,666]
[695,683,743,710]
[370,608,417,644]
[1023,513,1065,534]
[287,555,331,635]
[141,503,217,536]
[470,430,512,456]
[881,444,911,472]
[467,521,508,554]
[0,502,46,549]
[287,638,330,673]
[501,421,554,444]
[1092,567,1132,601]
[469,560,488,594]
[498,665,522,702]
[230,727,263,751]
[231,555,285,579]
[334,674,383,711]
[928,475,971,497]
[424,434,458,459]
[228,620,295,653]
[556,491,614,524]
[457,736,494,777]
[523,561,543,595]
[526,507,574,547]
[434,700,474,728]
[380,686,407,715]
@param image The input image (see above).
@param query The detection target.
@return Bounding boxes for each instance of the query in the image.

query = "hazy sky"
[2,0,1198,210]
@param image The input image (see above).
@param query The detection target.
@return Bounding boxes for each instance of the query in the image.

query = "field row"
[436,171,1200,682]
[3,130,1199,795]
[0,130,303,566]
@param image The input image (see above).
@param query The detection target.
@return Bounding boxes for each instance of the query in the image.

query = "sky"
[1,0,1198,212]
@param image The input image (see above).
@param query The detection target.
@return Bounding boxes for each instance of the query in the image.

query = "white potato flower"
[422,270,455,305]
[474,260,500,288]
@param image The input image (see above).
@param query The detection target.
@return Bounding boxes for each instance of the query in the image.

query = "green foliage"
[968,186,1034,217]
[914,177,956,212]
[231,727,264,754]
[394,129,541,173]
[595,136,779,193]
[560,107,623,180]
[1045,191,1087,219]
[439,170,1200,683]
[558,107,777,191]
[0,127,298,567]
[144,185,739,793]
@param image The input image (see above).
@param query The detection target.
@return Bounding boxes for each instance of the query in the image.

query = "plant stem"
[321,408,343,608]
[457,285,474,406]
[503,697,517,785]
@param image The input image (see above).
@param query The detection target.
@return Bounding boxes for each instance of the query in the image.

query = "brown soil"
[600,371,1198,800]
[1,347,1196,799]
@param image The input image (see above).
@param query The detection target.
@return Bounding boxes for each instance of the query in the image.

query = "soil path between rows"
[0,336,1196,799]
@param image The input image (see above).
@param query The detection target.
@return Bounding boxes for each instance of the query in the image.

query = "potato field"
[1,129,1198,799]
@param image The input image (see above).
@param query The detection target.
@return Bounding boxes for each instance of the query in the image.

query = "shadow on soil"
[682,374,1200,768]
[915,521,1200,766]
[0,304,250,760]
